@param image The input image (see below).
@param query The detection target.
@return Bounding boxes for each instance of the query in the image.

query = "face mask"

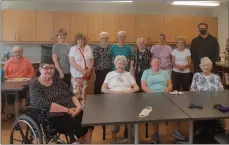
[199,30,207,35]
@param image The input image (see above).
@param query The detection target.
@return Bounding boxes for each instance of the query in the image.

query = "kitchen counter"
[216,61,229,68]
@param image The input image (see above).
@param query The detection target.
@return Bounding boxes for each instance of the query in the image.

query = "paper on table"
[6,78,31,82]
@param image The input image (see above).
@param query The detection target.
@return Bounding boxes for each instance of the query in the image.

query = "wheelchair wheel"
[10,115,43,144]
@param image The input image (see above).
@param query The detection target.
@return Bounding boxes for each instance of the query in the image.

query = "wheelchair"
[9,106,71,144]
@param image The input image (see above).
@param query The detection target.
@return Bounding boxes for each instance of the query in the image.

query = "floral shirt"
[131,48,151,74]
[93,44,112,71]
[190,73,224,92]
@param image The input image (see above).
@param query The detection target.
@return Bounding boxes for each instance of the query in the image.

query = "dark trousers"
[94,69,110,94]
[135,72,143,92]
[62,74,72,88]
[171,71,191,91]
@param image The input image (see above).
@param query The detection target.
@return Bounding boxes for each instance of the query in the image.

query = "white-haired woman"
[101,55,139,142]
[190,57,224,142]
[130,37,151,90]
[93,32,112,94]
[111,31,132,71]
[190,57,224,91]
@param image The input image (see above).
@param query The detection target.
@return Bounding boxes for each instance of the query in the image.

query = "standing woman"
[52,29,71,87]
[69,33,94,108]
[93,32,112,94]
[171,36,191,91]
[151,33,173,77]
[111,31,132,71]
[130,37,151,90]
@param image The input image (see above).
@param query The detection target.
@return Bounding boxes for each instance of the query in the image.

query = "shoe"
[151,132,159,144]
[172,129,186,141]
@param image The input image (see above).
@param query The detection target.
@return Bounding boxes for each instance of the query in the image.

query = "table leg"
[128,124,132,143]
[134,123,139,144]
[189,120,194,144]
[14,92,19,118]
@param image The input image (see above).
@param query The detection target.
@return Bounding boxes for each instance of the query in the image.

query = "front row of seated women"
[30,55,224,144]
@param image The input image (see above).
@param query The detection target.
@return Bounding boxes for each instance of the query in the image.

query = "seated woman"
[101,55,139,142]
[29,58,93,144]
[190,57,224,141]
[141,57,185,143]
[3,45,35,120]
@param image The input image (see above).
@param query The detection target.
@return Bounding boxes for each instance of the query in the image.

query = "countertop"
[216,61,229,68]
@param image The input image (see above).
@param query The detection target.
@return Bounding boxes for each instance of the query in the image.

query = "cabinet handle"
[14,34,16,40]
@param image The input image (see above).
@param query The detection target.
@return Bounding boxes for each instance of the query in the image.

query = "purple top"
[151,44,172,70]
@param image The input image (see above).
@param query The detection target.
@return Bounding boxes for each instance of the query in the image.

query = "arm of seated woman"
[164,79,172,93]
[101,83,122,94]
[141,81,153,93]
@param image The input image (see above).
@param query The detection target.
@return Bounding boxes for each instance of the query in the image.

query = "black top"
[82,93,189,126]
[166,91,229,120]
[29,77,75,118]
[93,44,112,71]
[190,34,220,73]
[131,48,152,74]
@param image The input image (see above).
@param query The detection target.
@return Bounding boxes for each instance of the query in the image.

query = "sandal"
[2,113,14,121]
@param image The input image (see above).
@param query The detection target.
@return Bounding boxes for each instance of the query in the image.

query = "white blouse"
[68,45,93,77]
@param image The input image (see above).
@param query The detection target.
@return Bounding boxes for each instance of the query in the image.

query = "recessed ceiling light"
[172,1,220,7]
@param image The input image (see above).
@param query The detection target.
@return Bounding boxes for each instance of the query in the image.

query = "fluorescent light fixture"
[172,1,220,7]
[79,0,133,2]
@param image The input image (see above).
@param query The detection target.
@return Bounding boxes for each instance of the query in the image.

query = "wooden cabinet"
[178,16,204,43]
[35,11,54,42]
[2,10,35,42]
[163,16,178,43]
[87,13,103,42]
[149,15,164,42]
[71,12,88,42]
[119,14,135,43]
[203,17,218,38]
[103,13,119,42]
[53,12,71,42]
[134,15,151,41]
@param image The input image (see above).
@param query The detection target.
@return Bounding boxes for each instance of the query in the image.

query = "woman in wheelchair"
[29,58,93,144]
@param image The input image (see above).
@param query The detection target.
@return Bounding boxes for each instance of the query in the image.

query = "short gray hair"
[136,37,146,45]
[114,55,127,66]
[99,31,109,38]
[199,57,212,70]
[12,45,23,52]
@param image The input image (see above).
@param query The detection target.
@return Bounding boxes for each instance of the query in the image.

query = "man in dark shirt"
[190,23,220,73]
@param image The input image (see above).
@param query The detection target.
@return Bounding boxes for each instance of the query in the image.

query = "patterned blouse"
[93,44,112,71]
[131,48,152,74]
[190,73,224,92]
[29,77,75,118]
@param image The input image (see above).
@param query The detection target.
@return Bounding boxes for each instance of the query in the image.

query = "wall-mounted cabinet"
[1,9,218,44]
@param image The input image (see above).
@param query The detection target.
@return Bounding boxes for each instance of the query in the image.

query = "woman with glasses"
[52,29,72,87]
[151,33,173,77]
[93,32,112,94]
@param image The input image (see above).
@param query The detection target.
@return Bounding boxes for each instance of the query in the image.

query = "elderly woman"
[3,45,34,120]
[111,31,132,71]
[190,57,224,91]
[29,58,93,144]
[130,37,151,90]
[52,28,71,87]
[101,55,139,142]
[69,33,94,108]
[171,36,191,91]
[141,57,173,143]
[190,57,224,142]
[93,32,112,94]
[151,34,173,77]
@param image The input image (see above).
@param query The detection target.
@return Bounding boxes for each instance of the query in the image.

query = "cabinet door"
[103,13,119,42]
[163,16,178,43]
[87,13,103,42]
[134,15,150,41]
[35,11,54,42]
[53,12,71,42]
[203,17,218,38]
[119,14,135,43]
[71,12,87,42]
[178,16,204,43]
[2,10,35,42]
[149,15,164,42]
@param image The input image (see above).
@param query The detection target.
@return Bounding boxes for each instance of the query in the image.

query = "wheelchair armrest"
[26,106,48,124]
[26,106,46,113]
